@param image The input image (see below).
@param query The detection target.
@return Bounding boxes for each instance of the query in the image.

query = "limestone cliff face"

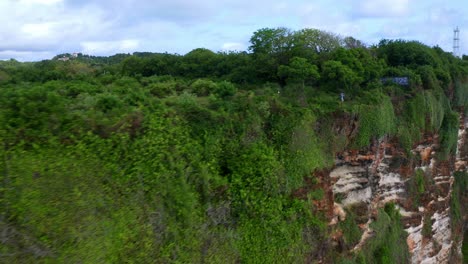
[323,114,467,263]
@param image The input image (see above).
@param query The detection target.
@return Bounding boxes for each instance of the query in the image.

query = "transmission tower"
[453,26,460,57]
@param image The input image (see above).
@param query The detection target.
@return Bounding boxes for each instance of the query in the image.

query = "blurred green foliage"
[0,27,467,263]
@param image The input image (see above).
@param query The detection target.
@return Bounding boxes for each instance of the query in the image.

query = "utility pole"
[453,27,460,58]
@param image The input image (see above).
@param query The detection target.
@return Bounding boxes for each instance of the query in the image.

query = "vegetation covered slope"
[0,28,467,263]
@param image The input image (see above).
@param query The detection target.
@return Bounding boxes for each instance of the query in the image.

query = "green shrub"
[147,81,178,97]
[191,78,218,96]
[415,169,426,194]
[403,93,426,132]
[396,124,418,154]
[398,89,453,155]
[406,169,427,209]
[95,93,123,113]
[352,91,396,147]
[356,203,410,264]
[215,80,237,98]
[417,65,440,90]
[424,90,445,132]
[422,215,432,238]
[451,171,468,224]
[283,111,332,191]
[340,210,362,247]
[438,111,459,160]
[454,81,468,109]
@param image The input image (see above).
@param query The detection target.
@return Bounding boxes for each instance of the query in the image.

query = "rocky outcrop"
[324,114,467,263]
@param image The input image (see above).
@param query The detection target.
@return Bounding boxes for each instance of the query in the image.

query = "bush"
[406,169,427,209]
[95,93,123,113]
[438,110,459,160]
[191,79,218,96]
[454,81,468,109]
[357,204,410,264]
[424,90,445,132]
[340,209,362,248]
[451,171,468,224]
[352,91,396,147]
[415,169,426,194]
[417,65,440,90]
[422,215,432,238]
[215,80,237,98]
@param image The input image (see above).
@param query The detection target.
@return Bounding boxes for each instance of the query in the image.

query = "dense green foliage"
[451,171,467,225]
[0,27,467,263]
[451,171,468,263]
[339,208,362,248]
[360,204,410,264]
[338,204,410,264]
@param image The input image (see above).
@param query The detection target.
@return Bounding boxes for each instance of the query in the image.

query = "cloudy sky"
[1,0,467,61]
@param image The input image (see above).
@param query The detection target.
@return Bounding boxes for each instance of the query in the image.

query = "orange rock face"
[420,147,432,163]
[407,236,416,252]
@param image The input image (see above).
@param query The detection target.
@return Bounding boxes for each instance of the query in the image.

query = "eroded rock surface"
[325,114,467,263]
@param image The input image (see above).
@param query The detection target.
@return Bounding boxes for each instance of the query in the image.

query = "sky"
[0,0,467,61]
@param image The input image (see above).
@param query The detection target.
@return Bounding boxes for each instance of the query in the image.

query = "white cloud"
[0,0,467,61]
[20,0,63,5]
[0,50,54,61]
[81,39,140,55]
[298,2,361,38]
[355,0,410,18]
[0,1,115,57]
[380,24,411,38]
[221,42,246,51]
[21,22,57,39]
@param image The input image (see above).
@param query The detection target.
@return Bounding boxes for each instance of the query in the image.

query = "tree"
[248,27,294,55]
[377,39,441,68]
[292,28,343,55]
[277,57,319,89]
[216,51,255,84]
[181,48,220,78]
[321,60,359,92]
[0,70,11,83]
[330,47,382,84]
[249,28,295,82]
[343,36,366,49]
[121,56,144,77]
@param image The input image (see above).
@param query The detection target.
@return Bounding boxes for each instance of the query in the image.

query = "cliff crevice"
[316,112,467,263]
